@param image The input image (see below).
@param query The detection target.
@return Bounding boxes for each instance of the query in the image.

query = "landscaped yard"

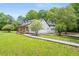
[0,31,79,56]
[40,34,79,43]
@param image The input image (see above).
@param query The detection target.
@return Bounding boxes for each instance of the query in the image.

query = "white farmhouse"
[17,19,55,34]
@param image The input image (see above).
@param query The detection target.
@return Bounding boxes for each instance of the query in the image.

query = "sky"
[0,3,69,19]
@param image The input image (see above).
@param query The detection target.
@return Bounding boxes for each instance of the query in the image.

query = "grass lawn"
[0,31,79,56]
[40,34,79,43]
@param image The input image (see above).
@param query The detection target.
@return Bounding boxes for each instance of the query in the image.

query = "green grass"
[40,34,79,43]
[0,31,79,56]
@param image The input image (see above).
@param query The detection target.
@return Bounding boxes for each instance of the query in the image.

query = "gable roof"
[20,19,55,27]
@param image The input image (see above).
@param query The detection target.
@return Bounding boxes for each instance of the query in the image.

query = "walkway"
[24,34,79,47]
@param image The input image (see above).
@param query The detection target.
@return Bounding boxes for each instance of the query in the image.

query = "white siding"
[29,19,55,34]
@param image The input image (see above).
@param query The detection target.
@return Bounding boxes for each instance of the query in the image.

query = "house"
[17,19,55,34]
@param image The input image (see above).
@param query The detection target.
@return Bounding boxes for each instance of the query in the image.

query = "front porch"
[17,25,29,34]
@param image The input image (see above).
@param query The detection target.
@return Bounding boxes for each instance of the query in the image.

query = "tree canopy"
[71,3,79,32]
[26,10,38,20]
[38,10,47,20]
[47,6,77,35]
[17,16,26,24]
[0,13,15,30]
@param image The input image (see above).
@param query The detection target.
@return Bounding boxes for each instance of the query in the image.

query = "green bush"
[2,24,14,32]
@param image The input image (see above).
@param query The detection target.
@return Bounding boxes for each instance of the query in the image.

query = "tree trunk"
[35,31,38,36]
[65,27,68,35]
[64,31,68,36]
[58,32,62,36]
[7,29,11,33]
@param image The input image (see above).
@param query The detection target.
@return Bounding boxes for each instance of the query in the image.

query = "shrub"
[2,24,14,32]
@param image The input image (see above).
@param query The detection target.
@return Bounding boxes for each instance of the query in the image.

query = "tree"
[0,13,15,30]
[17,16,26,24]
[71,3,79,16]
[29,19,42,36]
[38,10,47,20]
[26,10,38,20]
[71,3,79,32]
[12,21,20,30]
[6,15,15,24]
[55,22,67,36]
[2,24,14,32]
[47,7,77,35]
[46,7,58,22]
[0,13,9,30]
[63,6,77,33]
